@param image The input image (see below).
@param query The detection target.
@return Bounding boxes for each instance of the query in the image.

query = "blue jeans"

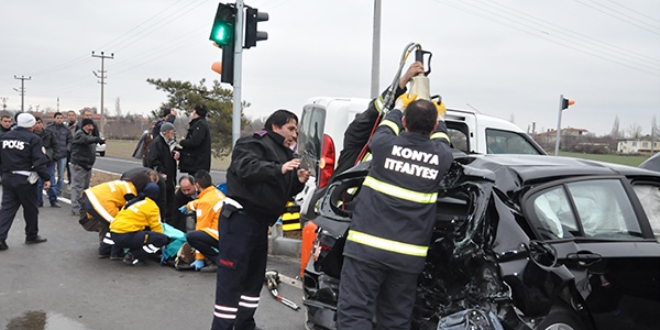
[53,157,67,195]
[38,162,58,205]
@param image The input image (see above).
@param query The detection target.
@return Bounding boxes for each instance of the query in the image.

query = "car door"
[523,176,660,330]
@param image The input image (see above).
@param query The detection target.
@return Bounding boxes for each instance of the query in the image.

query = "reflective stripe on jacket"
[84,180,137,223]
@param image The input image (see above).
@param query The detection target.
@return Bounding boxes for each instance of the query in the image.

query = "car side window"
[529,179,643,240]
[532,186,578,240]
[486,129,540,155]
[632,184,660,240]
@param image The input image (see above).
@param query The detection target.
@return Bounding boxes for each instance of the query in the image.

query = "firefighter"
[211,109,310,330]
[80,171,152,258]
[336,95,453,329]
[181,170,225,271]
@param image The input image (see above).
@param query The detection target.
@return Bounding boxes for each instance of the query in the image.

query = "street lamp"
[554,94,575,156]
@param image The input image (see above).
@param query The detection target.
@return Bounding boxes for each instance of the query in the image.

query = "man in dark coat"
[146,122,178,225]
[34,116,60,208]
[178,104,211,175]
[210,109,310,330]
[70,118,104,216]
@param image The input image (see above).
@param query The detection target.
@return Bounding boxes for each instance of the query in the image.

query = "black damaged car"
[302,154,660,330]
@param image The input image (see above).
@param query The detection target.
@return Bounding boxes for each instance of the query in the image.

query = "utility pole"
[92,51,114,136]
[13,75,31,112]
[1,97,7,111]
[370,0,381,99]
[554,94,575,156]
[231,0,245,147]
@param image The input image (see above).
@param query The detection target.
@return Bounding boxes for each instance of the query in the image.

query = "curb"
[268,224,302,258]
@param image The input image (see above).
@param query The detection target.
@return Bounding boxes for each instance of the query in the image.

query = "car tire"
[99,151,105,157]
[536,303,586,330]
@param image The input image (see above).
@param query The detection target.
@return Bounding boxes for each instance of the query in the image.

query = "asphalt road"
[0,192,307,329]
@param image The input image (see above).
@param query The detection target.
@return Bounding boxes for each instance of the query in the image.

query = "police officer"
[0,113,51,250]
[336,95,453,329]
[211,109,310,330]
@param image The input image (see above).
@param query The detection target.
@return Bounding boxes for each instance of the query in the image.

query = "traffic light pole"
[232,0,244,148]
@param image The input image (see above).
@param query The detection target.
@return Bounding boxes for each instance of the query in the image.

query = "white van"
[295,96,546,222]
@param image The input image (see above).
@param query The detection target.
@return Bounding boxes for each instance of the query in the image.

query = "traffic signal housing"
[209,3,236,46]
[561,97,575,110]
[244,7,269,49]
[209,3,236,85]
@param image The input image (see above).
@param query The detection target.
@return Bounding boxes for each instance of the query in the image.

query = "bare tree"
[652,116,658,153]
[627,123,643,140]
[115,97,122,118]
[610,116,621,139]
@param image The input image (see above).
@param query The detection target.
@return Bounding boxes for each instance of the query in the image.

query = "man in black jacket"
[146,122,178,225]
[34,116,60,208]
[178,103,211,175]
[210,109,310,330]
[0,113,51,250]
[70,118,104,217]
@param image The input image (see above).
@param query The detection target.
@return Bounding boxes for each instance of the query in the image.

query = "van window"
[446,122,469,153]
[486,129,541,155]
[298,106,326,177]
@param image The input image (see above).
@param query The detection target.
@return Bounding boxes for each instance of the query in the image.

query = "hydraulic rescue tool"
[355,43,434,165]
[264,269,300,311]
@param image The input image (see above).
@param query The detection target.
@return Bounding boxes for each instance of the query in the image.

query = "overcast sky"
[1,0,658,136]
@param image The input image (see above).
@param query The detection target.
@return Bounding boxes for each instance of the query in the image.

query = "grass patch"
[559,151,649,167]
[105,139,231,170]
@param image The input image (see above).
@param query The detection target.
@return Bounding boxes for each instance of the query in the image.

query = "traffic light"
[209,3,236,46]
[561,97,575,110]
[244,7,269,49]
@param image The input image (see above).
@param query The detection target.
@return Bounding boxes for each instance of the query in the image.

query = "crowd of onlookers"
[0,104,215,269]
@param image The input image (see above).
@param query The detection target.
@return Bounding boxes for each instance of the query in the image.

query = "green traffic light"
[209,3,235,47]
[212,25,231,45]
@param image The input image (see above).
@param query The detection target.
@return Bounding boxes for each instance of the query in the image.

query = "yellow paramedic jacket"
[185,186,225,260]
[109,198,163,234]
[84,180,137,223]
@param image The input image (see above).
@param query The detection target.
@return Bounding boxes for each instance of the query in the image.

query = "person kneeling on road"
[109,182,168,266]
[181,170,225,271]
[81,171,152,258]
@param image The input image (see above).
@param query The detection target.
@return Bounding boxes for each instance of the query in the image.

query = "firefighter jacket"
[226,130,305,225]
[185,185,225,260]
[343,109,453,274]
[84,180,138,223]
[109,198,163,234]
[0,127,50,181]
[334,86,406,177]
[70,129,98,170]
[36,128,58,162]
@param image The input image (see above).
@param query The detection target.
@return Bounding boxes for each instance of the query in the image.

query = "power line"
[572,0,660,35]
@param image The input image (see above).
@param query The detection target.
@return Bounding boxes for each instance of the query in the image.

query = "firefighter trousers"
[211,211,268,330]
[337,256,419,330]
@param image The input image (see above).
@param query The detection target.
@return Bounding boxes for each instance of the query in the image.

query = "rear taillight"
[318,134,335,188]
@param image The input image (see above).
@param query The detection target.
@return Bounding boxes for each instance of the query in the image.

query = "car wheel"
[536,303,585,330]
[99,151,105,157]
